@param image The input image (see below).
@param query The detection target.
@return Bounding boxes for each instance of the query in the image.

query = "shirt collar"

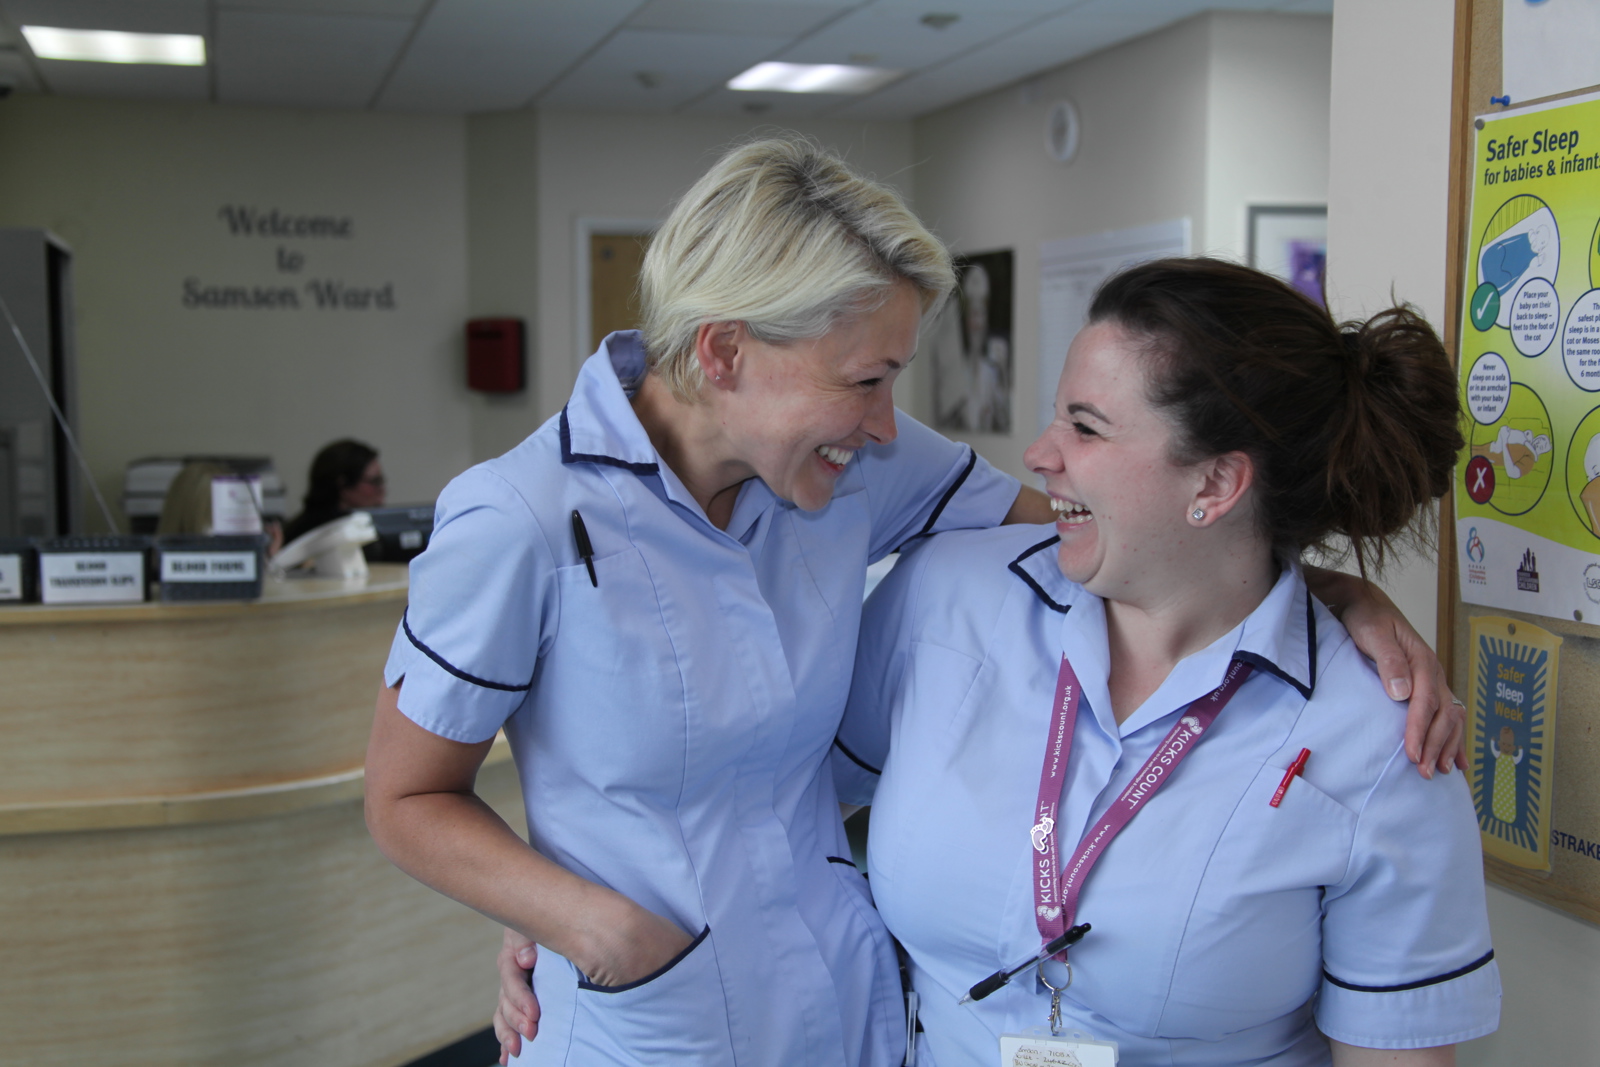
[559,331,781,540]
[1230,559,1317,700]
[559,331,660,476]
[1007,531,1075,614]
[1007,539,1318,727]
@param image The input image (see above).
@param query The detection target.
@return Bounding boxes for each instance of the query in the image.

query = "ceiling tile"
[31,55,207,98]
[539,26,791,112]
[779,4,1041,69]
[378,0,638,113]
[628,0,847,37]
[218,0,429,14]
[0,47,42,91]
[3,0,207,34]
[827,6,1164,119]
[215,8,411,108]
[847,0,1085,12]
[679,85,853,118]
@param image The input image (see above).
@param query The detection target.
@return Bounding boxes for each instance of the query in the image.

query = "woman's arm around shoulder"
[1303,565,1465,778]
[858,411,1022,558]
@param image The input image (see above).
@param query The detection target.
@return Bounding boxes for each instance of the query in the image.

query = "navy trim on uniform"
[1323,950,1494,993]
[1008,535,1072,614]
[895,446,980,553]
[1233,589,1318,699]
[833,736,881,775]
[402,609,533,692]
[827,856,857,867]
[559,406,660,475]
[919,447,978,537]
[578,926,711,992]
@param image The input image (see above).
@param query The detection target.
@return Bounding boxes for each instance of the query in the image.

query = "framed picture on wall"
[1248,205,1328,306]
[924,249,1014,433]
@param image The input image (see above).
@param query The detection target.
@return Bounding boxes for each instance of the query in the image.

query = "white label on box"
[40,552,145,603]
[161,551,258,583]
[211,475,264,535]
[0,553,21,600]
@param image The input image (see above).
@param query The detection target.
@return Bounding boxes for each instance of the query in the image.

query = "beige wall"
[1327,0,1600,1061]
[910,12,1330,479]
[465,109,541,463]
[1204,12,1333,260]
[0,95,472,528]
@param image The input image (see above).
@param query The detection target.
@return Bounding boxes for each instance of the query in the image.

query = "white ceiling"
[0,0,1332,120]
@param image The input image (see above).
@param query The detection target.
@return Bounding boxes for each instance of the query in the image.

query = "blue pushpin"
[1491,95,1512,106]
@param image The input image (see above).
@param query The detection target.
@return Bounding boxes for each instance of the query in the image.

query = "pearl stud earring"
[1192,508,1206,521]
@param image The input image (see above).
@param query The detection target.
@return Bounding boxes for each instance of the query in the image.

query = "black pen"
[959,923,1090,1004]
[571,509,598,587]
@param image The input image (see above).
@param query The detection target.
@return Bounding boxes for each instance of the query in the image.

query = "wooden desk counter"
[0,564,526,1067]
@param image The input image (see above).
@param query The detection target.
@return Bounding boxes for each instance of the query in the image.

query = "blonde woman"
[365,140,1460,1067]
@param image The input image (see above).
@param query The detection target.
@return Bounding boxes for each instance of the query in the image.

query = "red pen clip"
[1269,748,1311,808]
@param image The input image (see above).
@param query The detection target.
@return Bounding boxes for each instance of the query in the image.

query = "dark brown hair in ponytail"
[1087,257,1463,575]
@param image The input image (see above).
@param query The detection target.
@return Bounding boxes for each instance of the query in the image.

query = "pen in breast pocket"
[1270,748,1311,808]
[571,509,598,587]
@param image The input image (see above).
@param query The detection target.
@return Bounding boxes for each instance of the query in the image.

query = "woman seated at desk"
[283,439,386,550]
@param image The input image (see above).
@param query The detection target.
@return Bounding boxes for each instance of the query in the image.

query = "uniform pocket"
[569,926,734,1064]
[577,925,711,992]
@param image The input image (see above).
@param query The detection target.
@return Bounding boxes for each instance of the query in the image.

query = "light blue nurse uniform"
[383,332,1020,1066]
[837,526,1500,1066]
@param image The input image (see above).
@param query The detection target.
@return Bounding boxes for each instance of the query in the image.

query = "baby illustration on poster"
[1468,616,1561,870]
[1456,90,1600,622]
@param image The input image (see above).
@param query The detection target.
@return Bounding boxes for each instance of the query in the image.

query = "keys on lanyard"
[1039,959,1069,1035]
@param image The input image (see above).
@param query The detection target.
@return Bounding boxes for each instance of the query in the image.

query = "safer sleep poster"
[1457,89,1600,624]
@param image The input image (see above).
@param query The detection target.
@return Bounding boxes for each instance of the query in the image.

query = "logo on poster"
[1465,527,1488,585]
[1584,563,1600,605]
[1517,549,1540,593]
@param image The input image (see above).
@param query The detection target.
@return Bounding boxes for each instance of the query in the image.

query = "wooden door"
[590,232,651,351]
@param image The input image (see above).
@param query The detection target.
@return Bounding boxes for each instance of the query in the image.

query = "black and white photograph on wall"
[926,249,1013,434]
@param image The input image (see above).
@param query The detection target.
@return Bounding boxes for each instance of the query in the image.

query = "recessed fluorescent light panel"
[21,26,207,66]
[728,62,901,94]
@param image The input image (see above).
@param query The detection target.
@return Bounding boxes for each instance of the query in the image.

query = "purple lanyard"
[1031,655,1254,956]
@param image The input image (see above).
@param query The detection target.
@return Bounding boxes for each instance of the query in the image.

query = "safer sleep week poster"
[1457,89,1600,624]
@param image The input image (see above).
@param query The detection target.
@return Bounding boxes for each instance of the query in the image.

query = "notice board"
[1442,0,1600,925]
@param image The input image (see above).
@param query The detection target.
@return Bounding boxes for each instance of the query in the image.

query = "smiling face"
[722,280,920,511]
[1022,320,1212,602]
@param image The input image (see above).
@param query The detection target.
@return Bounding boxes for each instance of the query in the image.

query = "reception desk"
[0,565,524,1066]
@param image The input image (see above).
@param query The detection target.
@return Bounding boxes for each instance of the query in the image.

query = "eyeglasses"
[357,474,386,488]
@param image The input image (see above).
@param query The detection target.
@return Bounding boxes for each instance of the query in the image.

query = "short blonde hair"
[640,137,955,401]
[157,462,229,535]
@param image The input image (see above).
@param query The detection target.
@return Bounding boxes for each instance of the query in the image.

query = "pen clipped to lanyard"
[959,923,1091,1004]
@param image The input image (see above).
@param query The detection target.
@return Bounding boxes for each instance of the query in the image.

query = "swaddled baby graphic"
[1482,223,1551,295]
[1580,433,1600,535]
[1489,725,1523,825]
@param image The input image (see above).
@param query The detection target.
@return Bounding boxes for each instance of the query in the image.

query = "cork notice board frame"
[1440,0,1600,926]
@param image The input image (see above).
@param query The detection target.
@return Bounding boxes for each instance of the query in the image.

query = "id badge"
[998,1029,1118,1067]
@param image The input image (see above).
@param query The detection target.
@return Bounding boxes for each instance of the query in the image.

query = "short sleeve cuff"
[830,739,882,807]
[1316,955,1502,1049]
[929,451,1020,536]
[384,621,527,744]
